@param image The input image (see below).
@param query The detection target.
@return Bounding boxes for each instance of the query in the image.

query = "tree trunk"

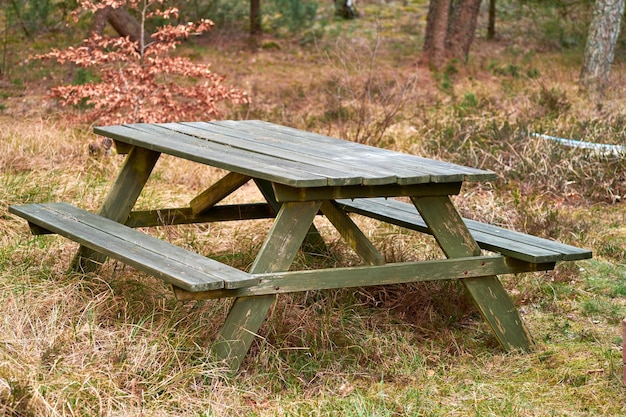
[423,0,451,69]
[423,0,482,69]
[109,7,151,44]
[89,7,111,37]
[580,0,625,96]
[89,6,151,45]
[447,0,482,61]
[335,0,358,19]
[487,0,496,40]
[250,0,262,35]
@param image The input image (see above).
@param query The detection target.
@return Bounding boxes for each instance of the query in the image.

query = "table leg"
[71,146,161,273]
[214,200,323,371]
[410,195,533,352]
[254,179,327,253]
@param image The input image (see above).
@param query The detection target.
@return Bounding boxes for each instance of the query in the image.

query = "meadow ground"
[1,1,626,415]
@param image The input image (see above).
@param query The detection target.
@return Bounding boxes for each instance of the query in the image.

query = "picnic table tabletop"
[95,120,497,188]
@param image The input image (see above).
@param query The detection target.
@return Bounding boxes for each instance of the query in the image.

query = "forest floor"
[1,1,626,415]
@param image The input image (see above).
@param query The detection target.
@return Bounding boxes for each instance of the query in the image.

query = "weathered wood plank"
[128,123,370,187]
[213,120,443,185]
[338,198,592,262]
[124,204,274,228]
[272,182,462,202]
[463,218,592,261]
[190,172,252,215]
[94,124,329,187]
[320,200,385,266]
[225,120,497,183]
[174,255,555,300]
[412,195,533,352]
[71,146,161,273]
[214,200,322,372]
[165,122,398,186]
[254,179,328,255]
[10,203,255,291]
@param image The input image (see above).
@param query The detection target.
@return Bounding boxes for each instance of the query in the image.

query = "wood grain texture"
[213,201,322,371]
[339,198,592,263]
[70,146,161,273]
[9,203,255,291]
[412,196,534,352]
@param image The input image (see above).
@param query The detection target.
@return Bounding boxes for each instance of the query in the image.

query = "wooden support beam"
[124,204,274,228]
[320,200,384,266]
[190,172,251,215]
[272,182,462,202]
[255,179,328,254]
[71,146,161,273]
[173,255,555,300]
[213,200,322,372]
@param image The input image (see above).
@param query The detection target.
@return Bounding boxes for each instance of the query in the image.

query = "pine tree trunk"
[580,0,625,95]
[487,0,496,41]
[447,0,482,62]
[423,0,451,68]
[423,0,482,69]
[250,0,262,35]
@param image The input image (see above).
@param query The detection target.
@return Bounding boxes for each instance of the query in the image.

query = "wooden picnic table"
[9,120,592,372]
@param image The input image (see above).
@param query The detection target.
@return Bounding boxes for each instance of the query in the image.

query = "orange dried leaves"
[36,1,248,124]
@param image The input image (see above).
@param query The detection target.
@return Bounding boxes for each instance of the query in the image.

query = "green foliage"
[262,0,318,34]
[71,67,99,85]
[454,92,481,116]
[3,0,72,37]
[435,60,458,94]
[171,0,249,30]
[533,85,571,118]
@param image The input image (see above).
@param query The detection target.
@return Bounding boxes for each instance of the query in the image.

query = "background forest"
[1,0,626,415]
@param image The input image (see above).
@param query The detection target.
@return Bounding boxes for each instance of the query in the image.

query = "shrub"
[33,0,249,124]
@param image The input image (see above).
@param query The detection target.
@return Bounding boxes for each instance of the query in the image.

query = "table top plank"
[173,121,407,186]
[215,120,440,184]
[157,122,389,186]
[237,120,497,182]
[96,124,329,187]
[134,123,370,187]
[95,120,497,188]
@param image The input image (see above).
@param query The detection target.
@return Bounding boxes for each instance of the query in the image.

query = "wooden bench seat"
[337,198,592,264]
[8,203,256,292]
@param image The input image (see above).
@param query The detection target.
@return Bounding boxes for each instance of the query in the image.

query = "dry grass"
[2,1,626,415]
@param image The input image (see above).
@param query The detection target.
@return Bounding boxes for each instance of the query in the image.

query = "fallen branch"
[532,133,626,157]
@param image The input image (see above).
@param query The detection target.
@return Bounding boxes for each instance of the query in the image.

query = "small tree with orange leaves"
[35,0,249,124]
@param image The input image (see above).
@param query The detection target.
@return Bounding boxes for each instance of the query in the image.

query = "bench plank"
[338,198,592,263]
[9,203,255,291]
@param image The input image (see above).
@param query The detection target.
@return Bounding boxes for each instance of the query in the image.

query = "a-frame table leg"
[410,195,533,352]
[71,146,161,273]
[254,179,327,253]
[214,200,323,372]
